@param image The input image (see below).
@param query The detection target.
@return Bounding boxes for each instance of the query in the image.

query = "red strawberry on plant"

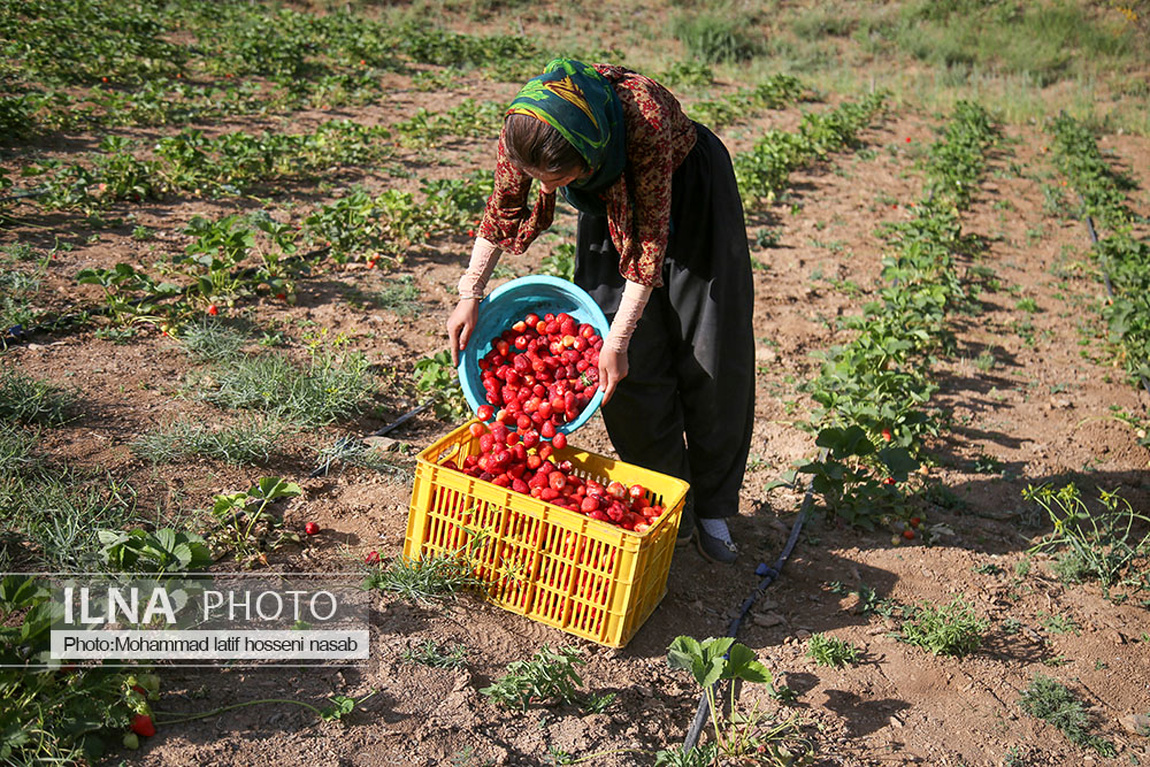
[207,304,219,316]
[881,428,892,442]
[130,714,156,738]
[365,551,380,565]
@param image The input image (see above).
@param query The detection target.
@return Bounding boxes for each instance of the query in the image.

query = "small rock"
[364,435,401,451]
[1122,713,1150,737]
[1048,397,1073,410]
[753,612,786,628]
[794,629,812,641]
[889,714,903,728]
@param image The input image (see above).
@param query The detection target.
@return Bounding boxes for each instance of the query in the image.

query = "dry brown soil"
[3,46,1150,767]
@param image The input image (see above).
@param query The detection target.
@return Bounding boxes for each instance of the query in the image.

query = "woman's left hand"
[598,346,628,405]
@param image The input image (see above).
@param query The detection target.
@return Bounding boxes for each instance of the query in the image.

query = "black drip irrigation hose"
[1078,204,1150,404]
[682,450,824,752]
[0,187,50,205]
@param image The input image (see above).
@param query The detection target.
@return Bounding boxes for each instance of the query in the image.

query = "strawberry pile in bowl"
[457,275,610,435]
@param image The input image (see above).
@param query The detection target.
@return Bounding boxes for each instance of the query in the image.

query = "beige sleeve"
[603,280,653,354]
[456,237,502,300]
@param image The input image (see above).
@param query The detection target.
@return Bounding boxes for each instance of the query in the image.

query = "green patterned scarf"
[507,58,625,213]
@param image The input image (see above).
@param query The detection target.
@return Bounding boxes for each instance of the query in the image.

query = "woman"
[447,58,754,564]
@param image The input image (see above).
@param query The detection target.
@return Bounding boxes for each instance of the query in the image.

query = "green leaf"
[723,643,771,685]
[0,575,48,609]
[254,476,302,502]
[154,528,177,554]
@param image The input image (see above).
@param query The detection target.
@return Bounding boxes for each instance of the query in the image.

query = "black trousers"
[573,124,755,520]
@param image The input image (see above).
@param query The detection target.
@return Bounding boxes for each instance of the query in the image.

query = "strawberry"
[207,304,219,316]
[130,714,156,738]
[365,551,380,565]
[304,522,320,535]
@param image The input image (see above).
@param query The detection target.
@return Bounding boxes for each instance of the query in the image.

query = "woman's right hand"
[447,297,481,366]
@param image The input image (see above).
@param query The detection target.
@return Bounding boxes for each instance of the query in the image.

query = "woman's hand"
[447,298,480,366]
[598,345,628,405]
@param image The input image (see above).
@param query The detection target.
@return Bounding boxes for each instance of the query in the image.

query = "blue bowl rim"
[457,275,610,435]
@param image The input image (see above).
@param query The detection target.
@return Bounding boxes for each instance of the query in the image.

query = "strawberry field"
[3,1,1150,765]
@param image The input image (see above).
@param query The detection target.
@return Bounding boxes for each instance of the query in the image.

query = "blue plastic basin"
[458,275,610,434]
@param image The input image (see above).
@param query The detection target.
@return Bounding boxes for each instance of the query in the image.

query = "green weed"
[806,633,860,667]
[1024,482,1150,600]
[131,416,285,465]
[204,349,375,427]
[363,551,483,603]
[899,597,988,656]
[401,638,468,669]
[1018,674,1116,756]
[375,275,423,317]
[311,436,413,481]
[671,13,764,64]
[0,368,76,426]
[179,320,250,362]
[480,645,610,713]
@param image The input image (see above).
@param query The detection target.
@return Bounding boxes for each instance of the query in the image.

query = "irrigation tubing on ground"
[682,449,825,752]
[0,187,50,205]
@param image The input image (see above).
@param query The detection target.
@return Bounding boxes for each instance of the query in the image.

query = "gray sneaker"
[696,526,738,564]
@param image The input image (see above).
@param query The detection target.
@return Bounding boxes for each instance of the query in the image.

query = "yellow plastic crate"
[403,420,689,648]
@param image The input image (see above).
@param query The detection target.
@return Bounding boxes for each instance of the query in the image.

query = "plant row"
[1048,113,1150,386]
[683,73,808,129]
[733,90,888,208]
[784,101,1000,528]
[0,0,556,138]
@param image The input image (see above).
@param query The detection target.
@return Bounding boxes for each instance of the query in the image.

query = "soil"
[3,25,1150,767]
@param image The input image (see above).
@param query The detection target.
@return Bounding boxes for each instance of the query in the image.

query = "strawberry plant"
[667,636,805,760]
[207,477,302,567]
[0,575,161,763]
[76,263,181,328]
[98,528,213,574]
[414,350,469,421]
